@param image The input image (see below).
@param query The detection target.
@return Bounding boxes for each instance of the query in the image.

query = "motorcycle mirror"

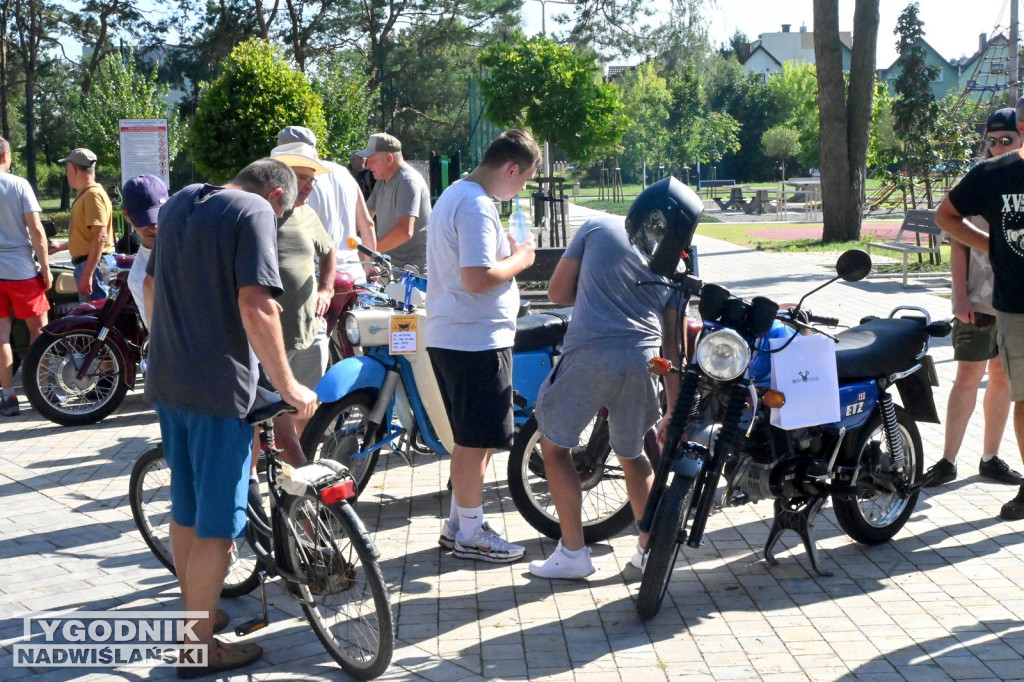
[835,249,872,282]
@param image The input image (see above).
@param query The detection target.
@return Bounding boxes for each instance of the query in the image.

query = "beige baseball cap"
[59,148,98,166]
[355,133,402,158]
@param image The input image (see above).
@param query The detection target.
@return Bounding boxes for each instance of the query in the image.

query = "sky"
[522,0,1020,67]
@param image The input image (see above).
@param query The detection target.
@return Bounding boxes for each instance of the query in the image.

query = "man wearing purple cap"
[121,174,169,329]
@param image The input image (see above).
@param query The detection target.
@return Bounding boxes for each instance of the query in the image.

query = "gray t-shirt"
[425,179,518,350]
[276,204,333,350]
[367,163,430,271]
[0,173,43,280]
[146,184,283,418]
[561,216,674,354]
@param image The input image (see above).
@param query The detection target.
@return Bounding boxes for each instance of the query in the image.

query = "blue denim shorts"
[73,254,115,302]
[155,404,254,539]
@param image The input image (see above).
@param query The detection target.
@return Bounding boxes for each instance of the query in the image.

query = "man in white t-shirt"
[276,126,376,281]
[121,174,169,329]
[0,136,51,416]
[425,129,539,563]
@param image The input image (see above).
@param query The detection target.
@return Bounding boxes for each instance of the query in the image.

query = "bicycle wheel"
[300,390,382,495]
[508,414,634,544]
[282,494,394,679]
[636,469,699,619]
[127,445,262,598]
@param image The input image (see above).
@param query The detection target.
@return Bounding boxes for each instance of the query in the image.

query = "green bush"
[190,39,327,183]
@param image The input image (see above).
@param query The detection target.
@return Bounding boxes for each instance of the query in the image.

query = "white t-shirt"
[425,179,519,351]
[128,245,150,328]
[307,159,365,283]
[0,172,43,280]
[965,216,996,316]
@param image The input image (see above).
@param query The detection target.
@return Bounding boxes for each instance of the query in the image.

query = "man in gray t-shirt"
[357,133,430,271]
[144,159,316,674]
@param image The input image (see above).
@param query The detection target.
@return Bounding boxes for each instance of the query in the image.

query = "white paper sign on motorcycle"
[769,333,840,429]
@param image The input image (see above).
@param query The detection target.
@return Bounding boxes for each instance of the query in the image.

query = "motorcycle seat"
[833,317,928,380]
[513,307,573,353]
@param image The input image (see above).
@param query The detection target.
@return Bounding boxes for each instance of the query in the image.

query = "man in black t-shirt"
[937,101,1024,521]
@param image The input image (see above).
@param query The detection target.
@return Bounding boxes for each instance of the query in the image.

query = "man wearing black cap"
[937,101,1024,520]
[121,174,169,328]
[59,147,115,301]
[357,132,430,272]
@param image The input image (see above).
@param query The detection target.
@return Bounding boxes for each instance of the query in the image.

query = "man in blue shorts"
[529,178,701,579]
[426,130,539,563]
[144,158,317,676]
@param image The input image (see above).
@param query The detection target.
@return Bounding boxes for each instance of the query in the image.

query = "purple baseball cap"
[122,174,169,227]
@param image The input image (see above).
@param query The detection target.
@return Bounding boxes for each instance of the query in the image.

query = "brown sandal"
[212,608,230,634]
[177,638,262,679]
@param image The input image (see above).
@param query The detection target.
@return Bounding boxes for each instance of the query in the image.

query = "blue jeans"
[73,254,115,302]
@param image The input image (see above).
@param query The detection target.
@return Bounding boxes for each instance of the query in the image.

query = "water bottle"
[508,210,531,243]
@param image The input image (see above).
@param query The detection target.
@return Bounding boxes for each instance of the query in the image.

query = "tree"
[761,125,801,182]
[666,67,740,177]
[478,34,626,164]
[813,0,880,243]
[189,39,326,183]
[70,52,186,175]
[62,0,162,96]
[619,62,671,185]
[891,2,940,207]
[310,52,374,162]
[765,61,820,169]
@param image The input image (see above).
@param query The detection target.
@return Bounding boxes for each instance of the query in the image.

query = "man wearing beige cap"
[277,126,376,282]
[268,141,337,460]
[357,132,430,272]
[59,148,115,301]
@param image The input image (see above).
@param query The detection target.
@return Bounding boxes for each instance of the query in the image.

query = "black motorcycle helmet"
[625,177,703,278]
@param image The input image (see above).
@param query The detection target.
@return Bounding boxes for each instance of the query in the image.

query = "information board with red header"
[119,119,170,189]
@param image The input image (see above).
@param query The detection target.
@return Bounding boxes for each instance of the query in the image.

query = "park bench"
[865,209,944,287]
[517,247,566,310]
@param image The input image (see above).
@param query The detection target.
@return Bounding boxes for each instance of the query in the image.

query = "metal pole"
[1012,0,1020,104]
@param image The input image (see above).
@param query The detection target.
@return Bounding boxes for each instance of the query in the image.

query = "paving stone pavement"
[3,208,1024,681]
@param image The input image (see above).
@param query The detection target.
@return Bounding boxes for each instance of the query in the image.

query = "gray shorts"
[287,335,329,390]
[997,312,1024,402]
[535,345,661,459]
[952,316,998,362]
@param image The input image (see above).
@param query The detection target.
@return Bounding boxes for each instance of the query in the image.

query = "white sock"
[982,454,997,462]
[456,506,484,542]
[561,543,587,558]
[447,503,459,528]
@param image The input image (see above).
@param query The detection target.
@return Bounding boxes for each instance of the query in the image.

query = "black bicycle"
[129,390,394,679]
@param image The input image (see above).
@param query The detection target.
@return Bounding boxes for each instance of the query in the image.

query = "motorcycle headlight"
[695,328,749,381]
[343,313,360,346]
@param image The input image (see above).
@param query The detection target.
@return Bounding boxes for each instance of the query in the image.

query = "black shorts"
[427,347,514,449]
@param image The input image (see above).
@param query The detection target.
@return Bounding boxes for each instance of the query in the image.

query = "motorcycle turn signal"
[647,357,675,376]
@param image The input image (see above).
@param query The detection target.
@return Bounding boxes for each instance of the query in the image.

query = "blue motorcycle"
[635,250,952,618]
[300,244,573,494]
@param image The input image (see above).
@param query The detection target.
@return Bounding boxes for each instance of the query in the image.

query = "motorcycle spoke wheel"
[24,332,129,425]
[127,446,261,598]
[508,415,634,544]
[283,495,394,679]
[636,468,699,619]
[832,405,923,545]
[300,391,382,495]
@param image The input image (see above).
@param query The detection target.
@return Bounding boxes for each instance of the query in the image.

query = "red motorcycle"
[22,255,146,426]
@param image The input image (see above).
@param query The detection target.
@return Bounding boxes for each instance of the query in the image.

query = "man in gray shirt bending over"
[357,133,430,272]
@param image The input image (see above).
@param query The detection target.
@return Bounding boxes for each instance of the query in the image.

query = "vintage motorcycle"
[635,249,951,618]
[22,255,146,426]
[300,241,573,494]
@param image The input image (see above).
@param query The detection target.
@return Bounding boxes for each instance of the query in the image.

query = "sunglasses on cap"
[986,135,1017,148]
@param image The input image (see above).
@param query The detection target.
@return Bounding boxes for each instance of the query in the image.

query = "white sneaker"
[629,543,647,572]
[529,540,596,579]
[438,519,458,550]
[452,523,525,563]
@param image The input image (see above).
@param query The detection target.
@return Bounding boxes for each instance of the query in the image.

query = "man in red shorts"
[0,136,51,416]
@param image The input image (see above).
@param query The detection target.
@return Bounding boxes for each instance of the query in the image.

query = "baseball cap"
[355,133,401,158]
[270,142,330,175]
[987,107,1016,133]
[277,126,318,147]
[122,174,169,227]
[58,148,98,167]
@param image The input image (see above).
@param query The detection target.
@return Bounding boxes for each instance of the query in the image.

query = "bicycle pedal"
[234,618,268,637]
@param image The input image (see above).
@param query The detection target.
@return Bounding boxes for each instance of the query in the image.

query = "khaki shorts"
[952,316,998,362]
[996,311,1024,401]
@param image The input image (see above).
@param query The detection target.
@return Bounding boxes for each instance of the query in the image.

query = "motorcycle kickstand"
[763,493,833,577]
[234,571,271,636]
